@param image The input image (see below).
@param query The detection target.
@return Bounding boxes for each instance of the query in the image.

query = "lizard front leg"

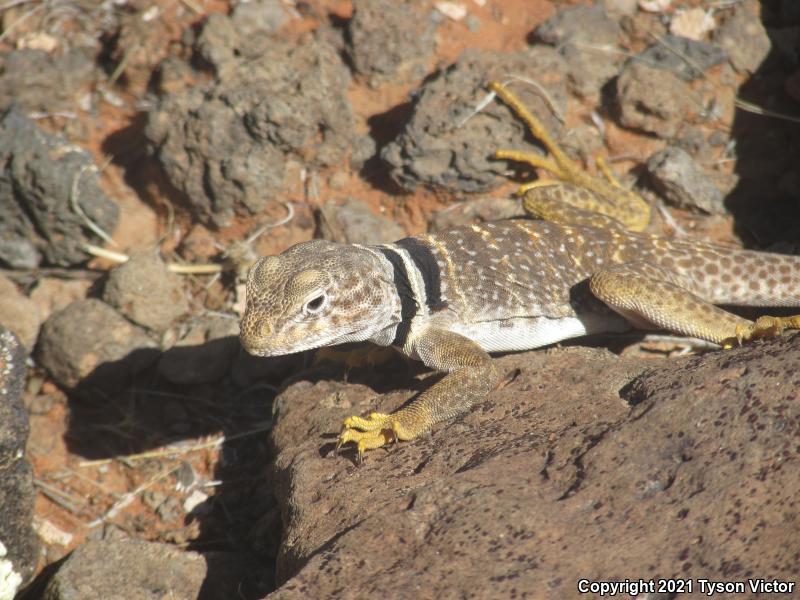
[336,328,499,463]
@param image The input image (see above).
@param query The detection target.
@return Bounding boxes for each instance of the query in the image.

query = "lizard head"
[239,240,398,356]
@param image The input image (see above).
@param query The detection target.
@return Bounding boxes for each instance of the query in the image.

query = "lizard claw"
[727,316,800,348]
[336,412,402,463]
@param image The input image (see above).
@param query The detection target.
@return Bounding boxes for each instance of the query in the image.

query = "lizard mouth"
[240,326,368,357]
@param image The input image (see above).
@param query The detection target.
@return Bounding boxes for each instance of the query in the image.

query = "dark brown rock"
[382,47,567,193]
[646,146,726,214]
[0,48,95,115]
[347,0,438,87]
[533,5,622,98]
[318,198,406,245]
[229,0,288,39]
[158,317,240,385]
[0,328,38,595]
[616,61,701,138]
[264,334,800,598]
[714,0,771,74]
[633,35,727,82]
[0,108,119,268]
[41,539,274,599]
[36,299,157,395]
[147,31,356,226]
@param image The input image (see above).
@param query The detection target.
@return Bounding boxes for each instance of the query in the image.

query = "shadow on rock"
[42,332,300,598]
[47,320,418,598]
[726,1,800,247]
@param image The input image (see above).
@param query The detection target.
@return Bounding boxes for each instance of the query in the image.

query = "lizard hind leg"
[489,80,651,232]
[521,181,627,229]
[588,261,753,345]
[589,262,800,349]
[493,149,566,183]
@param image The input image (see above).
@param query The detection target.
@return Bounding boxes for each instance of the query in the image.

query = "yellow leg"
[493,149,565,181]
[336,412,400,464]
[596,156,623,189]
[489,81,651,232]
[733,315,800,346]
[587,261,800,349]
[489,81,574,170]
[335,328,499,463]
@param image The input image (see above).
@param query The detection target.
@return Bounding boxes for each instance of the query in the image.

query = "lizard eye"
[304,292,328,315]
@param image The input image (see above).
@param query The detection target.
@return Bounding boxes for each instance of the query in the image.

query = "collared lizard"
[240,82,800,462]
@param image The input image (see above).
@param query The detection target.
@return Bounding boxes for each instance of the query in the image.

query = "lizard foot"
[336,412,400,464]
[728,315,800,347]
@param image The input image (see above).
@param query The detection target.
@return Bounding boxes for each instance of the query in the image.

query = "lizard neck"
[366,238,447,351]
[353,244,406,347]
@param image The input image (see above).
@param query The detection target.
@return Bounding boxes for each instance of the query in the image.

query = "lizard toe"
[342,411,391,432]
[730,315,800,346]
[336,427,394,463]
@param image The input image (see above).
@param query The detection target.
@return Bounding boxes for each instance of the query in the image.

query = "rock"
[36,299,157,396]
[603,0,638,16]
[102,250,189,332]
[464,14,481,32]
[158,317,240,385]
[713,1,771,73]
[147,31,356,226]
[153,54,193,97]
[769,26,800,66]
[633,34,727,81]
[42,539,274,599]
[620,5,670,45]
[382,47,567,193]
[616,61,701,138]
[230,0,288,38]
[266,333,800,596]
[176,223,218,264]
[0,238,39,270]
[0,275,41,351]
[669,7,716,41]
[0,108,119,268]
[193,12,239,71]
[781,0,800,24]
[0,47,95,114]
[535,4,621,47]
[429,196,521,231]
[318,199,406,244]
[0,328,38,595]
[103,7,179,94]
[29,278,93,324]
[561,122,604,164]
[533,5,622,97]
[347,0,438,86]
[646,146,726,214]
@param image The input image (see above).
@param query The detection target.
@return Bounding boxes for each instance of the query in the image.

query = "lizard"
[239,81,800,463]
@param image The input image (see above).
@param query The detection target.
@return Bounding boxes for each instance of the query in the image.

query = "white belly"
[449,315,626,353]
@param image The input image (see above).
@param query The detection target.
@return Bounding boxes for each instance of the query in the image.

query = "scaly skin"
[240,82,800,462]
